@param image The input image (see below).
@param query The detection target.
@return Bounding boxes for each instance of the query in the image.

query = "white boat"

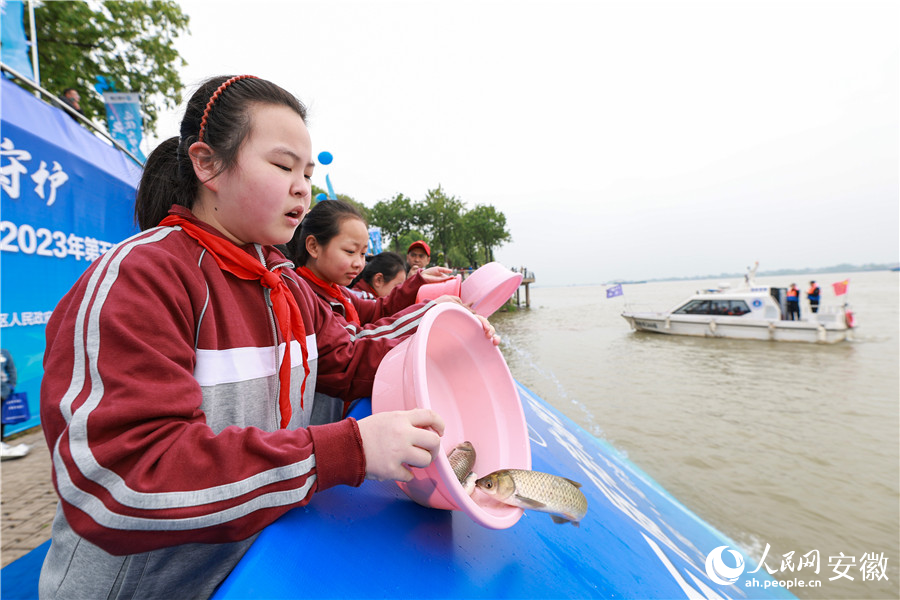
[621,267,855,344]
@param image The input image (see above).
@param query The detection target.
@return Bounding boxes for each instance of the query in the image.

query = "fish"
[447,441,477,485]
[475,469,588,526]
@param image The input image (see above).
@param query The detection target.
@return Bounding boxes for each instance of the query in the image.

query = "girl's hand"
[419,267,453,283]
[429,296,500,345]
[357,409,445,482]
[475,313,501,345]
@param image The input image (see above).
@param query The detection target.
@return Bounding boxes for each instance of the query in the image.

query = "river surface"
[491,270,898,599]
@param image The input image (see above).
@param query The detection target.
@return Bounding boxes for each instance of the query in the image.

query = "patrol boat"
[621,266,854,344]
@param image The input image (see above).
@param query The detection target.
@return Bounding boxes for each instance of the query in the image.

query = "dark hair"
[135,75,308,230]
[284,200,366,266]
[350,251,405,289]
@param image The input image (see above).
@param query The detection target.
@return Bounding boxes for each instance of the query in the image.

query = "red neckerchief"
[296,266,361,326]
[352,279,377,298]
[160,215,309,426]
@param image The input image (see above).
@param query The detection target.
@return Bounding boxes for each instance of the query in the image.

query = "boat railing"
[622,303,659,314]
[804,305,847,324]
[1,62,145,167]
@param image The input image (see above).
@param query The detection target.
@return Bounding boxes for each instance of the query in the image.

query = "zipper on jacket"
[255,244,282,430]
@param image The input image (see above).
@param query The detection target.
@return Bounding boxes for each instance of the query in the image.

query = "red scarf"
[296,266,361,326]
[160,215,309,427]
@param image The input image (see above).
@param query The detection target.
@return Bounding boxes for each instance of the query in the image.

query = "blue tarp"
[0,383,795,600]
[213,385,794,600]
[0,76,141,433]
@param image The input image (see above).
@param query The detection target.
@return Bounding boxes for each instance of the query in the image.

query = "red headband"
[197,75,258,143]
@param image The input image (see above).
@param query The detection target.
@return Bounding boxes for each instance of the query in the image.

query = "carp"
[475,469,588,526]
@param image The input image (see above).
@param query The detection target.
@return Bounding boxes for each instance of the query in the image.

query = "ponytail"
[135,136,198,230]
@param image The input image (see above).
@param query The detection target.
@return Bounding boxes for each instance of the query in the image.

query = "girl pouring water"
[39,75,450,599]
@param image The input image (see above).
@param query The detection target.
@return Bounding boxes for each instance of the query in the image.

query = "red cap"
[408,240,431,256]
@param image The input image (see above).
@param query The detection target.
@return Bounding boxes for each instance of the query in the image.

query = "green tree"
[27,1,189,134]
[462,204,512,264]
[370,193,417,252]
[417,186,464,266]
[309,186,369,222]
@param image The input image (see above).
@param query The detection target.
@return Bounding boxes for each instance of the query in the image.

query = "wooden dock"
[513,267,534,308]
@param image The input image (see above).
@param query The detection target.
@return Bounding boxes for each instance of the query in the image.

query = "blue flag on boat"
[606,284,624,298]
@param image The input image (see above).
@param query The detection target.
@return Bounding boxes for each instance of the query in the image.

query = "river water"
[491,270,898,599]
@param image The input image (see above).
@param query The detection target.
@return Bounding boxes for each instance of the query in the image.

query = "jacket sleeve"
[291,277,433,401]
[345,271,425,324]
[39,237,365,556]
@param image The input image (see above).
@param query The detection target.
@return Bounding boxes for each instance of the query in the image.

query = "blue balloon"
[315,192,328,201]
[317,151,333,165]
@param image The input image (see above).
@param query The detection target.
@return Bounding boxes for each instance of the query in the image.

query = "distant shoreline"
[534,263,899,289]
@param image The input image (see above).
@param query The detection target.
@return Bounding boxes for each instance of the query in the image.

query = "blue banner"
[103,92,146,162]
[0,77,141,434]
[367,226,383,255]
[0,0,35,79]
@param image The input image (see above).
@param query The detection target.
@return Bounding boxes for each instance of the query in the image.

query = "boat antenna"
[745,261,759,285]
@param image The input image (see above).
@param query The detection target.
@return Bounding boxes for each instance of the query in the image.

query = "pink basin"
[371,302,531,529]
[415,275,461,304]
[460,262,524,317]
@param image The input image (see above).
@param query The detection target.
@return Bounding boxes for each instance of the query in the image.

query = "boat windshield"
[674,299,751,316]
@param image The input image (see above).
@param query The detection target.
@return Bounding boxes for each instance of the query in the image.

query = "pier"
[513,267,535,308]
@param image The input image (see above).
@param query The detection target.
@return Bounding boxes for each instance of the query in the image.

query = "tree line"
[313,185,512,268]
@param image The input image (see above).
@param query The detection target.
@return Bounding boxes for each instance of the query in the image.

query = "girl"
[284,199,498,422]
[284,199,457,334]
[350,251,407,299]
[39,75,446,600]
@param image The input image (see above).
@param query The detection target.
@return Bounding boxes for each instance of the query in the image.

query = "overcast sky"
[149,0,899,287]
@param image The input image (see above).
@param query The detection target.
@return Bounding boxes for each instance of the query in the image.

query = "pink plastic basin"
[415,275,461,304]
[460,262,524,317]
[371,302,531,529]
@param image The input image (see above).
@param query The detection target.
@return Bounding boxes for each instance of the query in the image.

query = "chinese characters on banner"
[1,77,141,433]
[103,92,147,162]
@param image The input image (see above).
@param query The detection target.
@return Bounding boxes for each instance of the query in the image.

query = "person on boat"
[406,239,431,275]
[786,283,801,320]
[37,75,458,600]
[349,251,407,299]
[807,280,821,313]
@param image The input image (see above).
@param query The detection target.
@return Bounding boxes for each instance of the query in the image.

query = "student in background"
[38,75,446,600]
[283,199,498,421]
[284,200,461,332]
[350,251,407,299]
